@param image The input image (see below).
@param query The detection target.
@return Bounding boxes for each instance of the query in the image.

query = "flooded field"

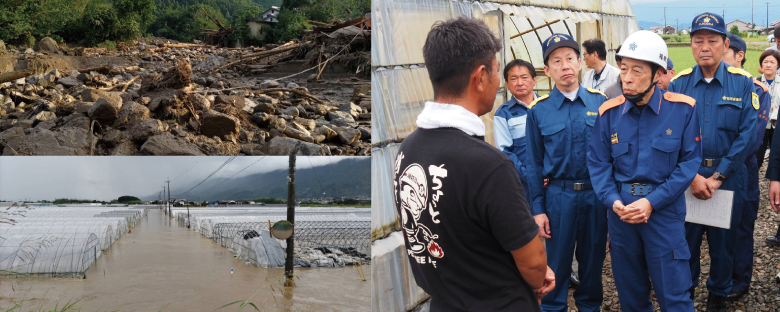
[0,209,370,312]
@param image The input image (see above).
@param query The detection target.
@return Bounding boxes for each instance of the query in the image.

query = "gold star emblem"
[703,16,711,23]
[554,36,561,43]
[666,128,672,135]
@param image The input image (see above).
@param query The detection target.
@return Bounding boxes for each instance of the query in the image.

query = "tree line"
[0,0,369,47]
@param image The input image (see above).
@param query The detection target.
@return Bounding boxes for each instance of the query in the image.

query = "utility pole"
[166,179,171,216]
[768,2,770,32]
[284,145,298,287]
[186,200,190,228]
[752,0,754,28]
[676,19,679,35]
[664,7,667,32]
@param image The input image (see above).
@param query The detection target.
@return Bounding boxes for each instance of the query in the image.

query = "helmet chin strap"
[623,80,658,104]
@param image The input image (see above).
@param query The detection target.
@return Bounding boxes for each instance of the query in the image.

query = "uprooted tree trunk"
[0,69,35,84]
[141,60,192,91]
[209,41,311,74]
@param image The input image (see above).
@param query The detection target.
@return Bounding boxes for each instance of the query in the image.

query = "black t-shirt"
[394,127,541,312]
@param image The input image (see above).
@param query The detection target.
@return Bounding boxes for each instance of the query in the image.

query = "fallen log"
[159,43,207,49]
[209,41,308,73]
[99,75,140,92]
[255,87,326,104]
[0,69,35,84]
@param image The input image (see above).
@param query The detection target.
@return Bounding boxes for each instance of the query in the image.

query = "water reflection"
[0,209,370,312]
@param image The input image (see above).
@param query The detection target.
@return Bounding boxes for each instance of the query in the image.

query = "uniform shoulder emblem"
[598,96,625,116]
[663,92,695,107]
[727,66,752,78]
[528,94,549,109]
[586,88,608,98]
[753,79,769,92]
[752,92,760,110]
[670,67,693,82]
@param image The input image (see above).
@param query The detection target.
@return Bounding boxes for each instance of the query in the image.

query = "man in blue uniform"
[667,13,759,311]
[588,30,701,312]
[722,33,772,301]
[494,59,539,199]
[525,33,608,312]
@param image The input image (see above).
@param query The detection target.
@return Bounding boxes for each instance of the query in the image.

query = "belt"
[701,158,721,167]
[549,179,592,191]
[619,182,659,196]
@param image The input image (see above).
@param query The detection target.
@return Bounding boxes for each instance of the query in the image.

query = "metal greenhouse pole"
[285,145,298,286]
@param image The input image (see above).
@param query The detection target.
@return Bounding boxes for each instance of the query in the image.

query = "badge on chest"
[611,133,619,144]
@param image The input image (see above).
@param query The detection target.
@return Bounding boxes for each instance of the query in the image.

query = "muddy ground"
[0,36,371,156]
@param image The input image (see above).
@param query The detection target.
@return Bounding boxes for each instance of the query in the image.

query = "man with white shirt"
[395,16,554,311]
[582,38,620,92]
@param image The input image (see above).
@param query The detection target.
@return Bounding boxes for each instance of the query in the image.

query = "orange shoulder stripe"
[663,92,695,107]
[598,96,625,116]
[754,79,769,92]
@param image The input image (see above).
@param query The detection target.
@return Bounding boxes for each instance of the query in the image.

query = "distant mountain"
[144,158,370,201]
[638,20,663,30]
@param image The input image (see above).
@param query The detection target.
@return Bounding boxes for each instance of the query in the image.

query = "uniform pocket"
[652,138,681,179]
[611,142,630,174]
[508,115,527,139]
[716,102,741,133]
[671,244,693,294]
[541,122,567,158]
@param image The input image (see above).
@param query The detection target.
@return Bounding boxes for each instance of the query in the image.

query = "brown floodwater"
[0,209,370,312]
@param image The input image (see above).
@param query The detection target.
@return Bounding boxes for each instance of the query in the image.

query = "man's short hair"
[423,17,503,98]
[729,47,746,67]
[774,24,780,40]
[759,49,780,67]
[615,45,622,63]
[582,38,607,60]
[503,59,536,81]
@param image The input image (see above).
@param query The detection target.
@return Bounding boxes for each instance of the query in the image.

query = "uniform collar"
[549,85,584,109]
[623,86,662,115]
[692,61,727,86]
[416,101,485,136]
[508,93,537,109]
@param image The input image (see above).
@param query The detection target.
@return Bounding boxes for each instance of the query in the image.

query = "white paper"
[684,187,734,229]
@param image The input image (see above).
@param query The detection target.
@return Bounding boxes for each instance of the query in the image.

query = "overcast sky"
[0,157,363,201]
[630,0,780,28]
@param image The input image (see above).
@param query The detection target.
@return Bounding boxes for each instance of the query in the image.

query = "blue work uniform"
[525,85,608,312]
[494,93,539,199]
[667,61,759,297]
[587,87,701,312]
[731,79,771,292]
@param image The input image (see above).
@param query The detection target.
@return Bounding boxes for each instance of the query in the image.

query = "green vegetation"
[0,0,368,47]
[245,197,286,204]
[668,46,764,77]
[52,198,105,205]
[300,198,370,208]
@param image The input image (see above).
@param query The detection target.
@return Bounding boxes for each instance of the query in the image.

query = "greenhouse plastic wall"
[0,233,99,278]
[372,0,638,311]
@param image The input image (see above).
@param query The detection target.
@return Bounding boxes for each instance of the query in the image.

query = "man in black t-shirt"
[393,17,554,311]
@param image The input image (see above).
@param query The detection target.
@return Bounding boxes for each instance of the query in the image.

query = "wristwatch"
[712,171,726,181]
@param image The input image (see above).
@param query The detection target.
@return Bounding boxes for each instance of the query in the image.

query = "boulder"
[340,102,362,119]
[263,137,331,155]
[87,98,120,125]
[57,77,82,88]
[127,119,164,143]
[260,80,280,89]
[113,102,150,127]
[186,93,211,111]
[110,139,139,156]
[101,129,122,147]
[201,110,240,138]
[140,132,204,155]
[213,95,245,109]
[33,37,60,54]
[282,106,300,117]
[336,128,361,145]
[82,89,122,108]
[251,112,271,127]
[253,102,277,114]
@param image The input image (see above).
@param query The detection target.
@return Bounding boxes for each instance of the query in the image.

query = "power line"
[200,156,268,196]
[174,157,236,197]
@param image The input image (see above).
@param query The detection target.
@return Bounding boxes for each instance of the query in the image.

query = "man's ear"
[473,64,487,92]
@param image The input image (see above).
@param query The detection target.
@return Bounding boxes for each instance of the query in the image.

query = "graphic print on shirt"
[394,152,446,265]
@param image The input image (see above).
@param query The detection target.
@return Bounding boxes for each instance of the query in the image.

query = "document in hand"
[684,187,734,229]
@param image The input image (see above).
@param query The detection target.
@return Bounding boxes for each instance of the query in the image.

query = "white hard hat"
[617,30,669,70]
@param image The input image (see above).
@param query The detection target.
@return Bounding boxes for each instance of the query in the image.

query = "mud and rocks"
[0,36,371,156]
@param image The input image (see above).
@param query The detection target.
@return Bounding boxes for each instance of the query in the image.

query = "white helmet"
[617,30,669,70]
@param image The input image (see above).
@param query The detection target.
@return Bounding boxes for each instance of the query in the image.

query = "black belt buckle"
[573,182,584,191]
[703,159,715,167]
[631,183,651,196]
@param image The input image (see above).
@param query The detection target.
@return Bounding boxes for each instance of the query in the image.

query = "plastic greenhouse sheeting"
[371,144,402,240]
[0,233,100,278]
[0,224,114,251]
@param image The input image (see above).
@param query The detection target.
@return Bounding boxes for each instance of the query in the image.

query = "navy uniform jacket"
[525,85,608,215]
[746,80,771,201]
[667,61,759,192]
[587,87,702,210]
[493,94,540,183]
